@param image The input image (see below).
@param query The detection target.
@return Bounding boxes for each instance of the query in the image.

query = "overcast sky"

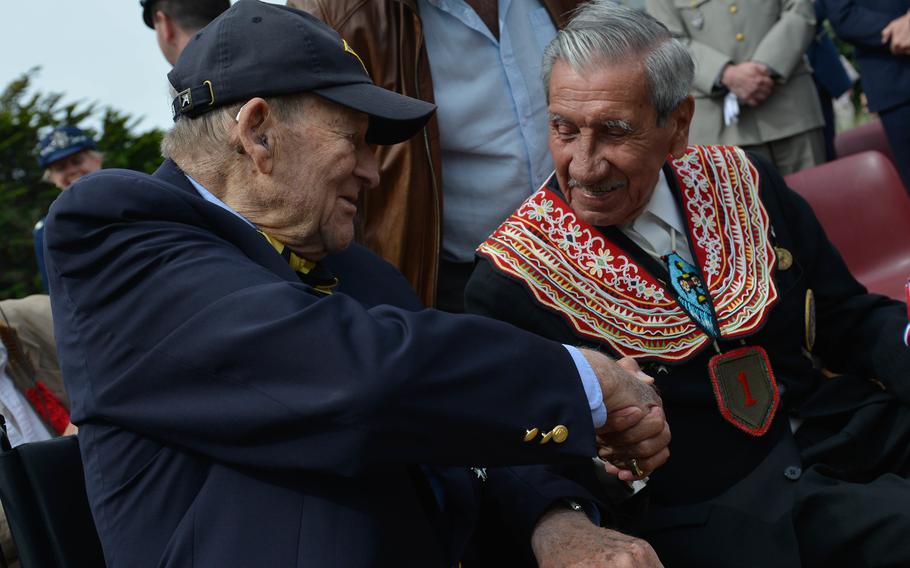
[0,1,287,133]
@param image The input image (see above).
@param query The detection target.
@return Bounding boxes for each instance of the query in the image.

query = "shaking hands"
[579,349,671,481]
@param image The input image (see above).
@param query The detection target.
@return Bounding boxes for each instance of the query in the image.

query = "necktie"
[635,212,674,257]
[628,212,694,264]
[259,232,339,295]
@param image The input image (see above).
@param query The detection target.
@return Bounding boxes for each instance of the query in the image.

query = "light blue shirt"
[566,345,607,427]
[185,174,605,427]
[418,0,557,262]
[186,174,255,229]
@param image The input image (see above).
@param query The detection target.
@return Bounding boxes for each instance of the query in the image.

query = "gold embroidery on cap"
[342,38,369,76]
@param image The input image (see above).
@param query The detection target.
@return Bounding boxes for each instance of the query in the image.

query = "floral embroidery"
[556,223,582,250]
[528,199,554,221]
[477,145,778,362]
[585,250,615,277]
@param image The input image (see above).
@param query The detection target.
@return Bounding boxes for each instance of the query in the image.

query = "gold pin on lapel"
[774,246,793,271]
[804,289,816,352]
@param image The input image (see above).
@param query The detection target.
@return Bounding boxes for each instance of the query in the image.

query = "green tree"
[0,69,164,298]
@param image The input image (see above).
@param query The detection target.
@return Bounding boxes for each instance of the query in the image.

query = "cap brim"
[40,146,88,169]
[313,83,436,146]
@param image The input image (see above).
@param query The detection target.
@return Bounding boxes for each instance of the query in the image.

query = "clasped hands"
[530,349,668,568]
[580,349,670,482]
[721,61,774,107]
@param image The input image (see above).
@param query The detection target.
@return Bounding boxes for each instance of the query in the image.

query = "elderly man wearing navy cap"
[33,125,102,291]
[43,2,669,566]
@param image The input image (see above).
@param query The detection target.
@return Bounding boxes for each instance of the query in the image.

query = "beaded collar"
[476,145,779,363]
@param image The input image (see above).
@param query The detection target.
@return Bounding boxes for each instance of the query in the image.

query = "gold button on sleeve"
[729,4,738,13]
[735,32,745,41]
[552,425,569,444]
[539,430,554,444]
[523,428,539,442]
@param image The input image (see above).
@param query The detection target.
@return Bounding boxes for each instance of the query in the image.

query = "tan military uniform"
[0,295,67,411]
[0,294,67,567]
[647,0,825,174]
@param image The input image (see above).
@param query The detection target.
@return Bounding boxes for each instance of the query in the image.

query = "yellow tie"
[259,232,338,295]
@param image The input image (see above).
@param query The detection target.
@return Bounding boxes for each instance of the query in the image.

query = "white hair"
[541,0,694,125]
[160,92,316,183]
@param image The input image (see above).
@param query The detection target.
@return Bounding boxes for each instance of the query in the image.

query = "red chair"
[834,119,896,164]
[784,151,910,300]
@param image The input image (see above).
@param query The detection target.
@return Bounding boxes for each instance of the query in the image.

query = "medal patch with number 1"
[708,346,780,436]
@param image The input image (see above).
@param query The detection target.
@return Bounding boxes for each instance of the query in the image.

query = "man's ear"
[668,95,694,159]
[236,98,275,175]
[154,11,175,42]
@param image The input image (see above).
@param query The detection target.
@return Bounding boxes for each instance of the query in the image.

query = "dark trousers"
[880,101,910,194]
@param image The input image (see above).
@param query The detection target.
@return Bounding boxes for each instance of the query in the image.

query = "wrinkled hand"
[616,355,654,384]
[532,507,664,568]
[580,351,670,481]
[598,405,670,481]
[721,61,774,106]
[883,13,910,55]
[581,350,660,410]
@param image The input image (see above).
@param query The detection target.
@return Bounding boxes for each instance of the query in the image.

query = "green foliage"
[0,69,164,298]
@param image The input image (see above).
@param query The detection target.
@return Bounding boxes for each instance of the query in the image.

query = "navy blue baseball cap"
[37,125,97,169]
[167,0,436,145]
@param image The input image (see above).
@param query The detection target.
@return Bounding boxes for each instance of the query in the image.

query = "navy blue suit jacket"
[821,0,910,112]
[44,160,599,567]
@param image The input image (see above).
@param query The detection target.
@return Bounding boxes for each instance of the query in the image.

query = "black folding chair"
[0,416,105,567]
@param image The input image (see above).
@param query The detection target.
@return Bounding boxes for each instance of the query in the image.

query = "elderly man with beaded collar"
[466,2,910,565]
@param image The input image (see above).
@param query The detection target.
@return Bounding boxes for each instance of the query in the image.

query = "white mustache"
[567,179,627,194]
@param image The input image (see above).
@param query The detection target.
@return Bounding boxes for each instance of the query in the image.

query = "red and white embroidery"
[477,145,779,363]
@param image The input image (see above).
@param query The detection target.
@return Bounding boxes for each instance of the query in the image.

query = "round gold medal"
[774,247,793,271]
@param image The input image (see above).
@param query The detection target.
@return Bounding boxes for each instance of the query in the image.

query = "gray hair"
[542,0,694,125]
[161,92,316,183]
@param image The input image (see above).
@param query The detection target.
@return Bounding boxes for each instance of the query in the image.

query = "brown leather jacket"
[288,0,580,306]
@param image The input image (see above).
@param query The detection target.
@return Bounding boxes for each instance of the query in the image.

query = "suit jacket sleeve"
[751,0,816,79]
[45,172,597,477]
[821,0,906,49]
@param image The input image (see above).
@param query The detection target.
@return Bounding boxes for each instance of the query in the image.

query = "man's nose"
[356,145,381,190]
[568,136,609,184]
